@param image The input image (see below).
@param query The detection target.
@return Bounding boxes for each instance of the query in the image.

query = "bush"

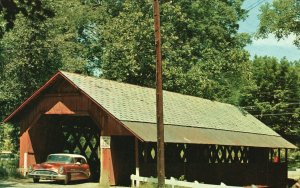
[0,157,22,179]
[0,165,8,179]
[288,149,300,170]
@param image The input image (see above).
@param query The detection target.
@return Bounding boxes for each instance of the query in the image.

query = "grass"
[138,182,157,188]
[137,182,188,188]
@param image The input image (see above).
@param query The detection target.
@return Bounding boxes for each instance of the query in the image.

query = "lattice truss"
[61,124,100,162]
[208,145,249,164]
[138,143,193,163]
[138,143,250,164]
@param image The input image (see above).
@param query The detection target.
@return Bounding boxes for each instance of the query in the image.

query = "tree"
[240,56,300,137]
[100,0,251,103]
[0,0,105,119]
[0,0,252,113]
[257,0,300,47]
[0,123,18,153]
[0,12,62,120]
[0,0,53,37]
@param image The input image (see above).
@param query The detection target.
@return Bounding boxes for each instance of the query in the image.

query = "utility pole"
[152,0,165,187]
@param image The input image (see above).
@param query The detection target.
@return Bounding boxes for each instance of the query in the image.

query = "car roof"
[48,153,87,160]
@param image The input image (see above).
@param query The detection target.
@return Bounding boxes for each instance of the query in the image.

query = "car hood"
[34,162,63,170]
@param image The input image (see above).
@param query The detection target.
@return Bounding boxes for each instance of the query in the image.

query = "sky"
[239,0,300,61]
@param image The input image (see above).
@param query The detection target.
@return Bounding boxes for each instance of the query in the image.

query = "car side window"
[80,158,87,164]
[74,158,80,164]
[74,157,85,164]
[70,157,75,164]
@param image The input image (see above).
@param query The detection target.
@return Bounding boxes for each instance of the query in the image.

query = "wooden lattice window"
[139,143,251,164]
[208,145,249,164]
[269,148,286,163]
[61,124,100,163]
[139,142,157,163]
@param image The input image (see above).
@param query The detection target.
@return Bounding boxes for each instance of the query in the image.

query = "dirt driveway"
[0,178,115,188]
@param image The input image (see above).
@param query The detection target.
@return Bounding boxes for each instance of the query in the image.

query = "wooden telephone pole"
[152,0,165,187]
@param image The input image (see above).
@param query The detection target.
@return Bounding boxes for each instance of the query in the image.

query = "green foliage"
[288,149,300,169]
[100,0,251,102]
[138,182,157,188]
[0,159,20,179]
[0,0,251,118]
[0,165,8,179]
[0,0,53,38]
[46,0,105,75]
[0,123,18,153]
[257,0,300,47]
[0,123,12,151]
[240,56,300,137]
[0,13,61,121]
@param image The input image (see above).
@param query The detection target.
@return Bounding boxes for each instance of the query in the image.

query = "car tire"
[64,173,70,185]
[33,177,40,183]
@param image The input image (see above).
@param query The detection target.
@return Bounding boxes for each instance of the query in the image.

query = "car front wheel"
[64,173,70,185]
[33,177,40,183]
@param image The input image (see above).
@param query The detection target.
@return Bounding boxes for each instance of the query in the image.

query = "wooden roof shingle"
[61,71,277,136]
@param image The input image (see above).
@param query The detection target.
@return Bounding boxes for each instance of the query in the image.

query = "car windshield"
[46,155,73,164]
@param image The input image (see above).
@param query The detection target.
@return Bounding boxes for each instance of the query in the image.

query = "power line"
[246,0,267,11]
[241,103,300,109]
[253,112,298,117]
[1,43,86,53]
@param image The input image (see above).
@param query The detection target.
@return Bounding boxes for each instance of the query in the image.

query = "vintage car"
[28,153,90,184]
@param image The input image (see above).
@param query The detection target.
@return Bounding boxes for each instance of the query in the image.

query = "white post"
[135,167,140,187]
[135,138,140,187]
[131,174,135,187]
[23,152,28,176]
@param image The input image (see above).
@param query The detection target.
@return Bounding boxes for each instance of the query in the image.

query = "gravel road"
[0,178,125,188]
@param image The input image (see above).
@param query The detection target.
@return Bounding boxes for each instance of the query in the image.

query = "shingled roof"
[4,71,296,148]
[60,71,295,148]
[61,71,274,135]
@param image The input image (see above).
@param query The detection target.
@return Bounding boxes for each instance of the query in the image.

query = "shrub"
[0,156,22,179]
[0,165,8,179]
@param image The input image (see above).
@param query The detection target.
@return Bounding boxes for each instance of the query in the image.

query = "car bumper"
[28,172,66,180]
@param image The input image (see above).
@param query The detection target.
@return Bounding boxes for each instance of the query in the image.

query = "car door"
[68,157,79,180]
[79,158,90,179]
[73,157,84,180]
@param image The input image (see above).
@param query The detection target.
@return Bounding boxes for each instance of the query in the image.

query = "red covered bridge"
[3,71,296,187]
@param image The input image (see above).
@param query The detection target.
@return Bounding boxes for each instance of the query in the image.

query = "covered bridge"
[3,71,296,187]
